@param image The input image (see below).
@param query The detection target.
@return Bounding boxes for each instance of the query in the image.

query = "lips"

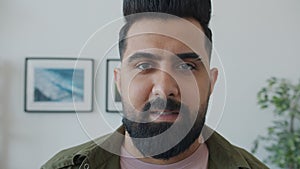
[151,111,178,115]
[150,111,180,122]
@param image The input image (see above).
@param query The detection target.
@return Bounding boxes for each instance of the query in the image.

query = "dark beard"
[122,97,208,160]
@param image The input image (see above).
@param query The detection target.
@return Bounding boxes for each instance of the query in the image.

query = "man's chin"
[122,117,205,160]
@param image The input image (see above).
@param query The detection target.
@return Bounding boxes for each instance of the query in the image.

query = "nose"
[151,70,179,98]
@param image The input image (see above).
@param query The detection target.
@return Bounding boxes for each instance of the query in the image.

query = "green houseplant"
[252,77,300,169]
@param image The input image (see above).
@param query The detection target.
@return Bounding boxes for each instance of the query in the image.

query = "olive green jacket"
[41,126,269,169]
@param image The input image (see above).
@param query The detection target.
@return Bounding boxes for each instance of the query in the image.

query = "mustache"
[142,97,185,113]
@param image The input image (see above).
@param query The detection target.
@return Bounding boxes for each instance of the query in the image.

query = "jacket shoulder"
[234,146,269,169]
[204,127,269,169]
[41,134,111,169]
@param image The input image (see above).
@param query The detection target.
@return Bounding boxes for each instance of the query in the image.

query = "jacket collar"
[203,127,250,169]
[81,125,251,169]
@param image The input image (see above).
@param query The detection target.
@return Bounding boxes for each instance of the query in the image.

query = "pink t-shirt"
[120,143,209,169]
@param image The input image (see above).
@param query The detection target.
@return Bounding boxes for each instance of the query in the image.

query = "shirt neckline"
[120,142,209,169]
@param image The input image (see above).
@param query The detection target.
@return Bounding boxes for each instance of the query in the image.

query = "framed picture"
[106,59,122,113]
[24,58,94,112]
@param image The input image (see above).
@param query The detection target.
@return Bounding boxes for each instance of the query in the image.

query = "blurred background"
[0,0,299,168]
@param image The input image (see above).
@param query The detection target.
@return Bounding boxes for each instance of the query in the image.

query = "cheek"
[177,75,210,111]
[121,75,152,111]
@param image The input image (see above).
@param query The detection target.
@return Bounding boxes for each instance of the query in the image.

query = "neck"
[123,131,203,165]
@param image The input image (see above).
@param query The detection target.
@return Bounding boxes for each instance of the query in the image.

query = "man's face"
[114,17,218,158]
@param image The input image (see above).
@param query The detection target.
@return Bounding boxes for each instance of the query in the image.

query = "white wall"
[0,0,299,168]
[211,1,300,168]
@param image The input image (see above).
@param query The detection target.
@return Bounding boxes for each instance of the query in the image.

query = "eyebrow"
[177,53,201,60]
[127,52,161,63]
[127,52,201,63]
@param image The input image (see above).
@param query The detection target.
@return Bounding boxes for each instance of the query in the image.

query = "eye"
[177,63,196,70]
[136,63,153,71]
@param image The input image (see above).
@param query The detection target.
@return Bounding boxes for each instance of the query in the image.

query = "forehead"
[123,18,208,62]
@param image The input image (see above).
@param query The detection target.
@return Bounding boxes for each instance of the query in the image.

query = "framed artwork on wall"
[24,57,94,112]
[106,59,122,113]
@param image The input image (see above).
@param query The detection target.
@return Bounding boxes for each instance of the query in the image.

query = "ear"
[114,68,122,95]
[209,68,218,94]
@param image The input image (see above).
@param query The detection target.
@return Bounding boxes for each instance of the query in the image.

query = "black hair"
[119,0,212,60]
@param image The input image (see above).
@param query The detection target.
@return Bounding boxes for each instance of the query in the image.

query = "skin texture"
[114,17,218,164]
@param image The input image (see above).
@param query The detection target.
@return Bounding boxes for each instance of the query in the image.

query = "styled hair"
[119,0,212,60]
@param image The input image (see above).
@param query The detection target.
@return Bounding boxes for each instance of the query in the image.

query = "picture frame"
[24,57,94,112]
[106,59,122,113]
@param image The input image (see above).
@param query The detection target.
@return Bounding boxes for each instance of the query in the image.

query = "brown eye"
[177,63,196,70]
[136,63,153,71]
